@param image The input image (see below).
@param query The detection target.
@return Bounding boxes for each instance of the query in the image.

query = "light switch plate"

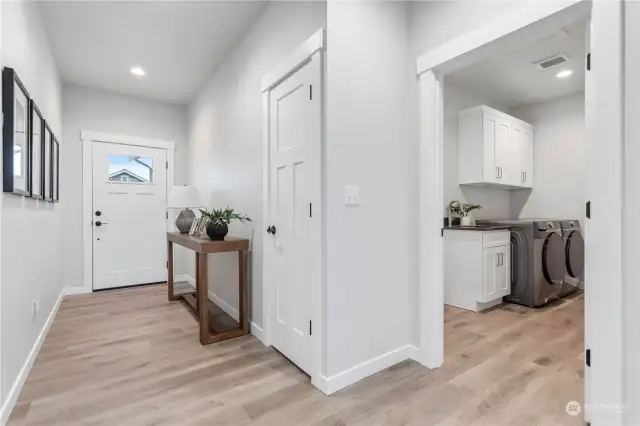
[345,186,359,206]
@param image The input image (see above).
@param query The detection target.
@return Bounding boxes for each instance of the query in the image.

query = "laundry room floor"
[7,285,584,426]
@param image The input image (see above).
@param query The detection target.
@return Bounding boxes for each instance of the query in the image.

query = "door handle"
[95,210,102,217]
[95,221,108,227]
[267,226,277,235]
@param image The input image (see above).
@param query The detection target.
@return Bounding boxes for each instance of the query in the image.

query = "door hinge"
[309,85,313,100]
[166,161,168,169]
[441,228,444,237]
[166,211,169,219]
[166,260,169,269]
[309,320,312,335]
[586,201,591,219]
[586,349,591,367]
[309,203,312,218]
[586,53,591,71]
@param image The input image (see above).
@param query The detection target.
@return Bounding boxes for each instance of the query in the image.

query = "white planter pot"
[461,217,472,226]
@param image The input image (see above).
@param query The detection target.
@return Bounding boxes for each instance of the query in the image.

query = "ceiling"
[39,1,268,105]
[447,20,587,108]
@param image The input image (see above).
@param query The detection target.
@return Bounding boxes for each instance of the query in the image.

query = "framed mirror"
[30,101,44,199]
[2,67,31,196]
[53,136,59,203]
[43,124,53,202]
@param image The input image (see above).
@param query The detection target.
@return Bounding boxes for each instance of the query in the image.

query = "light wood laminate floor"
[8,284,584,426]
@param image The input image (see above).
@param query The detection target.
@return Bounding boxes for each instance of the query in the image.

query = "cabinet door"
[493,117,512,185]
[522,127,534,188]
[482,245,511,302]
[511,124,534,188]
[482,115,498,183]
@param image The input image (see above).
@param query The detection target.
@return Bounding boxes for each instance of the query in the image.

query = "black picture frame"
[43,123,53,202]
[2,67,31,196]
[29,100,45,200]
[53,136,59,203]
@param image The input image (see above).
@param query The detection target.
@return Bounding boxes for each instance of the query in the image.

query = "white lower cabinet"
[444,229,511,312]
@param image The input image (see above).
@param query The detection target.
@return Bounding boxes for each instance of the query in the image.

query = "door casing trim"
[80,131,176,294]
[261,28,326,392]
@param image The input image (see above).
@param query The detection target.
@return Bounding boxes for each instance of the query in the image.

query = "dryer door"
[566,231,585,279]
[542,232,565,285]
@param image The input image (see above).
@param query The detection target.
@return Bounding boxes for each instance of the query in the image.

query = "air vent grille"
[533,54,569,70]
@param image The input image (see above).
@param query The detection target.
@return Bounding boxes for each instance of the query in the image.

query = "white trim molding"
[316,345,420,395]
[80,131,176,294]
[0,290,64,425]
[261,28,325,93]
[80,131,176,152]
[416,0,590,76]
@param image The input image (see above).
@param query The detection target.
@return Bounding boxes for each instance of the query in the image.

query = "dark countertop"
[444,225,512,232]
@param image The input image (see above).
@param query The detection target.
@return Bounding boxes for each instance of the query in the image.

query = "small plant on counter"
[199,207,251,240]
[447,200,482,226]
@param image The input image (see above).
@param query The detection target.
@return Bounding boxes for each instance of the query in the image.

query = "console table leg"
[198,253,209,345]
[167,240,177,301]
[239,250,249,334]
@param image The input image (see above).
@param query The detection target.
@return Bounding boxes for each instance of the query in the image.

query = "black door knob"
[267,226,277,235]
[95,221,108,227]
[95,210,102,216]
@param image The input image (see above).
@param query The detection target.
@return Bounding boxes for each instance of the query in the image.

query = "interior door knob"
[95,210,102,216]
[95,221,108,227]
[267,226,276,235]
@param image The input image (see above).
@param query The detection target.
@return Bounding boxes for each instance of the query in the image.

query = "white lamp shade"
[167,185,202,209]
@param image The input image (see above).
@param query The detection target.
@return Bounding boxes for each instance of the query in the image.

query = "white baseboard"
[249,322,266,345]
[180,275,239,321]
[179,275,266,344]
[63,286,91,296]
[316,344,418,395]
[0,289,64,425]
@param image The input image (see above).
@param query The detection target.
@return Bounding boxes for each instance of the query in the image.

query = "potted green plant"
[460,202,482,226]
[199,207,252,240]
[447,201,482,226]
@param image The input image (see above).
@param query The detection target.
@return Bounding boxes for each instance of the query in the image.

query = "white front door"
[92,141,167,290]
[267,59,320,375]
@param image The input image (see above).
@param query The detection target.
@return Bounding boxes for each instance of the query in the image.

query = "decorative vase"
[461,216,472,226]
[206,223,228,240]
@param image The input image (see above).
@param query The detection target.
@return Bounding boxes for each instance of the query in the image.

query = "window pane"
[108,155,154,183]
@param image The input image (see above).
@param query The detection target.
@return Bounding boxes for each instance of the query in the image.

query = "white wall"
[511,94,586,222]
[1,0,62,408]
[61,84,190,291]
[325,1,416,376]
[443,80,513,220]
[188,2,326,329]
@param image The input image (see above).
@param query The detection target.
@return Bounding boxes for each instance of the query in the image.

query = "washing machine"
[476,219,565,307]
[560,220,584,296]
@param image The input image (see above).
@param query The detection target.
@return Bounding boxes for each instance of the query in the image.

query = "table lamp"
[167,185,203,233]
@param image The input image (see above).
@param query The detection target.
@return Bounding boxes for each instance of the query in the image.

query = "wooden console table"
[167,232,249,345]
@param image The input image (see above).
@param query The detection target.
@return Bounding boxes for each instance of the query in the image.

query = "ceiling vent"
[533,53,569,70]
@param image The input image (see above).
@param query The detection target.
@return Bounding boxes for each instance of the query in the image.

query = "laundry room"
[440,16,587,415]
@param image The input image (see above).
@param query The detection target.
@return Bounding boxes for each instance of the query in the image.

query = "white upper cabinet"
[458,105,534,189]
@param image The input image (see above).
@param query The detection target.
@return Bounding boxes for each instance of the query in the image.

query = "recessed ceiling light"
[130,66,146,77]
[556,69,573,79]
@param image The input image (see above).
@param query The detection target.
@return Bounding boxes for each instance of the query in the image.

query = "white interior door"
[92,142,167,290]
[267,59,320,375]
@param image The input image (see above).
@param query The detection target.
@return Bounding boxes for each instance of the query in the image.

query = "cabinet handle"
[524,172,527,183]
[496,167,500,179]
[496,253,500,267]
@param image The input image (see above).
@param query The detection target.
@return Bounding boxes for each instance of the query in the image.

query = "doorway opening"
[417,1,624,424]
